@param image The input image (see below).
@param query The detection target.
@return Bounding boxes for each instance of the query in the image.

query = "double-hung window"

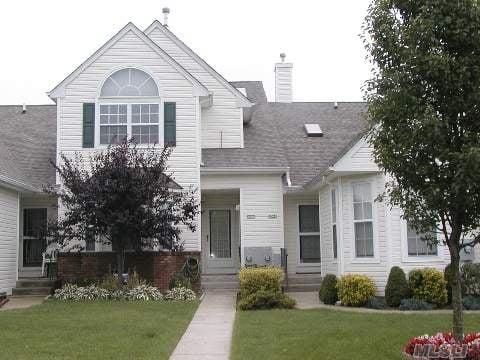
[298,205,321,263]
[331,188,338,259]
[99,103,160,145]
[407,222,437,256]
[353,183,374,257]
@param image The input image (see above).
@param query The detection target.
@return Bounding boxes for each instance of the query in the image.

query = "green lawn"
[232,308,480,360]
[0,300,198,360]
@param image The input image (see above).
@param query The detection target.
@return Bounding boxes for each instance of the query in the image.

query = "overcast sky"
[0,0,372,105]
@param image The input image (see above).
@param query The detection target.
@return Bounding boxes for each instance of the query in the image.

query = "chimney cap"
[162,7,170,14]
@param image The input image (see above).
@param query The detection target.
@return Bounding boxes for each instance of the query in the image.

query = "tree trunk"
[449,242,464,341]
[116,248,125,287]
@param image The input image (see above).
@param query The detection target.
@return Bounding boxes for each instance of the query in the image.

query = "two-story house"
[0,17,455,296]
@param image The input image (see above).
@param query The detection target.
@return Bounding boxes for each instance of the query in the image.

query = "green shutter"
[82,103,95,148]
[164,102,176,146]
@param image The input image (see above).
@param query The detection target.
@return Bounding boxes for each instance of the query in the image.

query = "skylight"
[304,124,323,137]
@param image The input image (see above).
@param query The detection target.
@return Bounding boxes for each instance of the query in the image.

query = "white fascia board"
[200,167,289,175]
[144,21,253,108]
[0,175,39,193]
[48,22,209,100]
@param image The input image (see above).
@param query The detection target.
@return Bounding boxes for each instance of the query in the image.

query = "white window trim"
[350,180,380,264]
[296,203,321,268]
[95,98,164,148]
[400,217,444,263]
[331,187,338,262]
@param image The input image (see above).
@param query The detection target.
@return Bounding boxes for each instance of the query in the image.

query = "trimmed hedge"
[408,268,448,307]
[336,274,376,307]
[462,263,480,296]
[239,267,283,297]
[319,274,338,305]
[385,266,409,307]
[238,267,295,310]
[399,298,434,311]
[238,289,296,310]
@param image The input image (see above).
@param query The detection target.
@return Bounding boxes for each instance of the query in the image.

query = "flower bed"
[52,284,195,302]
[404,333,480,359]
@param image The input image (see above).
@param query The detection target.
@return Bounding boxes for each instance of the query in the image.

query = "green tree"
[363,0,480,339]
[46,140,199,285]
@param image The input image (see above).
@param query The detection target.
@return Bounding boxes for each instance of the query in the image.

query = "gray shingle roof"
[203,81,368,187]
[0,83,366,191]
[0,105,56,191]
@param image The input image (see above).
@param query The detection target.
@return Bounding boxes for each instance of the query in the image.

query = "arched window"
[100,68,159,97]
[98,68,161,146]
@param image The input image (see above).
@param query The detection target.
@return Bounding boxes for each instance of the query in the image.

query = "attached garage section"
[0,186,19,295]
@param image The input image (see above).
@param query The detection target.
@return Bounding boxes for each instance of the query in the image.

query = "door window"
[209,210,231,259]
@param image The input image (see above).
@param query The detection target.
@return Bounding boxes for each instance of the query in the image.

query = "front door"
[203,208,238,274]
[23,208,48,267]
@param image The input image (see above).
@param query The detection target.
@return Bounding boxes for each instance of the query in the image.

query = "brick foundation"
[57,251,201,293]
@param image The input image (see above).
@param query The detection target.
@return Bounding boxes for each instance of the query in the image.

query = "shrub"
[444,264,453,304]
[169,273,192,290]
[399,298,434,311]
[164,287,196,301]
[127,271,147,290]
[408,268,448,307]
[365,297,386,310]
[462,263,480,296]
[462,295,480,310]
[53,283,164,301]
[319,274,338,305]
[70,277,97,287]
[238,289,296,310]
[125,285,163,301]
[336,274,376,307]
[99,273,118,291]
[53,284,109,301]
[238,267,283,298]
[385,266,409,307]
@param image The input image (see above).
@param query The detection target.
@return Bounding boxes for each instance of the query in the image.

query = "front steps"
[201,274,239,290]
[12,278,54,297]
[285,274,322,292]
[201,273,322,292]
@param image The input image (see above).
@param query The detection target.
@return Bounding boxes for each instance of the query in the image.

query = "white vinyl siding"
[146,26,244,149]
[201,174,284,258]
[57,29,202,251]
[0,187,19,295]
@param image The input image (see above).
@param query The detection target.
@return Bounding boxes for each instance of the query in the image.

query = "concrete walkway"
[170,290,236,360]
[0,296,45,311]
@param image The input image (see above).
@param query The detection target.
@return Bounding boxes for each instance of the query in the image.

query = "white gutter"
[200,167,290,175]
[0,175,39,193]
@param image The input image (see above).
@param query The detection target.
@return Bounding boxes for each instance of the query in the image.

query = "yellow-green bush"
[408,268,448,307]
[336,274,376,307]
[239,267,284,297]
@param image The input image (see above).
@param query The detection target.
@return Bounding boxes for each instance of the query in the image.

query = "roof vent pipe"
[162,7,170,27]
[22,103,26,113]
[334,101,338,109]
